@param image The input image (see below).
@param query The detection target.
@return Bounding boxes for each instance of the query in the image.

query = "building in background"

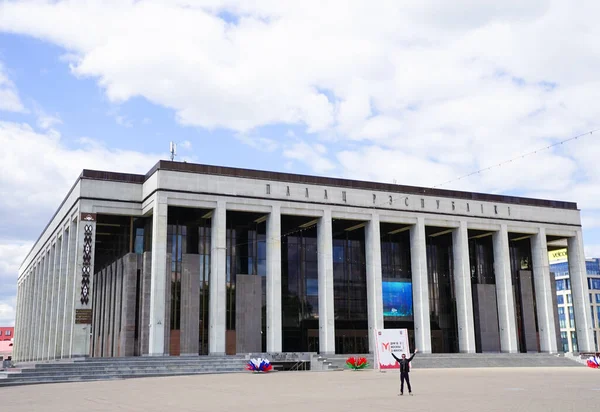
[550,249,600,352]
[0,327,14,361]
[0,326,14,341]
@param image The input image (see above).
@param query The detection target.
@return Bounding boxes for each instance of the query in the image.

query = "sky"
[1,0,600,326]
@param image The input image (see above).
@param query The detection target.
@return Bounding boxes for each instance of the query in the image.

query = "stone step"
[0,370,249,387]
[16,365,248,376]
[322,353,581,369]
[30,360,245,369]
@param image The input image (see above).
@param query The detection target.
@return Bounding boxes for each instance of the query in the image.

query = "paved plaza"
[2,367,598,411]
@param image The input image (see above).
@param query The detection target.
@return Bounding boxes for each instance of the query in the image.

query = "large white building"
[13,161,596,361]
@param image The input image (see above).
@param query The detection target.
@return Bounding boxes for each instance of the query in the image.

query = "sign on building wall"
[549,248,568,264]
[374,329,410,370]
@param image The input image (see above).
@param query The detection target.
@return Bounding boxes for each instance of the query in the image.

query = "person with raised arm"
[391,348,418,396]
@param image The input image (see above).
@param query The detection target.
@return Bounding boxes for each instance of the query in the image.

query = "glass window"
[561,331,569,352]
[592,306,595,326]
[568,306,575,329]
[596,294,600,304]
[589,278,600,290]
[5,330,9,336]
[556,279,566,291]
[558,307,566,329]
[597,306,600,329]
[567,294,572,303]
[0,331,2,336]
[571,331,578,352]
[557,295,564,305]
[306,279,318,297]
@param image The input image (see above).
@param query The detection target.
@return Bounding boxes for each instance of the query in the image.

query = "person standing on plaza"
[392,348,418,396]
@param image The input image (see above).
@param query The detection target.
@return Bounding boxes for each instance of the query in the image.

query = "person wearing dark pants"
[392,349,418,396]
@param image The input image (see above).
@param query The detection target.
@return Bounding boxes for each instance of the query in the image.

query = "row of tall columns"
[143,196,593,355]
[14,215,91,362]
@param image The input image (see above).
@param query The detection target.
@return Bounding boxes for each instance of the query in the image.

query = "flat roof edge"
[77,161,578,210]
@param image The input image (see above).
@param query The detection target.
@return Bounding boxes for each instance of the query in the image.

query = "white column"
[24,275,32,360]
[531,227,558,353]
[149,194,168,356]
[48,237,62,360]
[493,225,518,353]
[266,204,282,352]
[410,217,431,353]
[209,200,227,355]
[63,218,78,358]
[54,230,68,358]
[568,230,595,352]
[14,282,23,360]
[43,245,56,360]
[35,253,48,360]
[25,269,35,361]
[32,262,42,360]
[365,213,383,354]
[318,209,335,354]
[452,221,476,353]
[71,213,95,357]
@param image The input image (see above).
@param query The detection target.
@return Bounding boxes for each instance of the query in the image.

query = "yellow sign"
[548,248,568,263]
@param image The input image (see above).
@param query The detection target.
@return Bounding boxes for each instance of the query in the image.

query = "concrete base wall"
[236,274,262,353]
[519,271,539,352]
[472,284,501,352]
[181,254,200,355]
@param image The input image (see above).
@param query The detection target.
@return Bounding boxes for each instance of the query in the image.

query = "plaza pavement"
[2,367,598,411]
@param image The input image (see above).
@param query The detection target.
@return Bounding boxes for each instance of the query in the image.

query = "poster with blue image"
[382,281,413,317]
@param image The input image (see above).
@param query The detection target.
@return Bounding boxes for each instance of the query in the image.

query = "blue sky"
[1,1,600,325]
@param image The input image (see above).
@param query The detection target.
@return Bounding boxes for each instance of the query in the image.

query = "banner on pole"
[374,329,410,370]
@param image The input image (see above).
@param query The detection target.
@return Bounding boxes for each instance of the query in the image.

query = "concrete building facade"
[12,161,596,361]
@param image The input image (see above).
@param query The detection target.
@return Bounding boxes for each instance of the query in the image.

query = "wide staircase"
[0,353,584,387]
[0,355,248,387]
[320,352,582,370]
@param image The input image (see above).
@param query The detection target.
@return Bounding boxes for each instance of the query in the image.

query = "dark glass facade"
[167,207,212,355]
[469,236,495,285]
[332,225,368,354]
[426,232,458,353]
[509,238,538,353]
[281,219,319,352]
[381,228,414,350]
[225,211,267,353]
[469,235,499,352]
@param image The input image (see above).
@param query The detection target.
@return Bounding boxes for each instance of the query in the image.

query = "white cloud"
[179,140,192,150]
[283,140,335,174]
[33,104,62,130]
[115,115,133,128]
[236,134,279,152]
[0,299,16,326]
[0,62,25,113]
[0,121,160,215]
[0,241,31,326]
